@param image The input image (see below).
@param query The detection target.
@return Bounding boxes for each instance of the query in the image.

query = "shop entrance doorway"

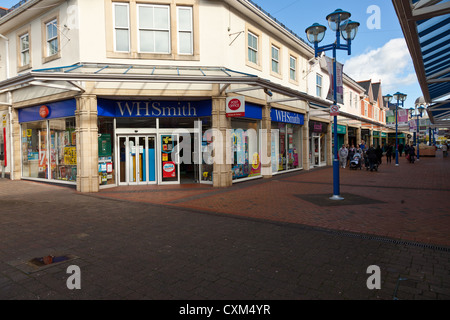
[118,135,156,185]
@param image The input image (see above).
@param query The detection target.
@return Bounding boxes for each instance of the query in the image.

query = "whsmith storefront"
[1,64,332,193]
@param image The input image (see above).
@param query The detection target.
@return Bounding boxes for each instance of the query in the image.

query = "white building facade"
[0,0,385,192]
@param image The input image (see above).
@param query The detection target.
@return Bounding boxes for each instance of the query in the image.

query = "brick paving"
[0,150,448,301]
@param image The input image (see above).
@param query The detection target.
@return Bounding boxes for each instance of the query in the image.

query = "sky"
[0,0,423,109]
[250,0,423,109]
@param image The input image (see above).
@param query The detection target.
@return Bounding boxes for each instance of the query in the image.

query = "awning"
[0,62,332,109]
[393,0,450,126]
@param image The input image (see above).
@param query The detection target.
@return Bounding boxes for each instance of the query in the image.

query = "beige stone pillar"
[262,104,272,178]
[302,119,310,170]
[356,127,362,147]
[211,96,232,187]
[75,94,99,193]
[10,108,21,180]
[344,124,349,146]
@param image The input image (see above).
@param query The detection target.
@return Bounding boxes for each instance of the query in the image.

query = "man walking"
[339,145,348,169]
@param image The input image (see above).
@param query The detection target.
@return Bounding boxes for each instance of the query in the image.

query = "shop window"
[177,6,193,55]
[113,3,130,52]
[98,117,115,185]
[231,119,260,180]
[21,121,48,179]
[271,123,301,173]
[200,117,212,183]
[49,118,77,182]
[138,4,170,54]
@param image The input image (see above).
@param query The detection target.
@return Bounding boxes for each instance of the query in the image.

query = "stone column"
[10,108,21,180]
[262,104,272,178]
[327,122,332,166]
[75,94,99,193]
[211,96,232,187]
[302,120,310,170]
[356,127,362,147]
[344,125,349,146]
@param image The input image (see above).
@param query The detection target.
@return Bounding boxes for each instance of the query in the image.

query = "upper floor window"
[316,74,323,97]
[114,3,130,52]
[138,4,170,54]
[46,19,58,56]
[20,33,30,66]
[271,45,280,74]
[177,6,193,55]
[248,32,258,65]
[289,56,296,81]
[364,102,368,116]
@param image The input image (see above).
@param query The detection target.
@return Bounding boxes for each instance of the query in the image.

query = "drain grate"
[321,229,450,252]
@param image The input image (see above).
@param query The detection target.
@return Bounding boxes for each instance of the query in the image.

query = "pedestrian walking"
[408,145,416,163]
[398,143,404,157]
[386,144,393,163]
[347,145,355,167]
[339,145,348,168]
[375,145,383,165]
[366,146,378,171]
[443,143,448,157]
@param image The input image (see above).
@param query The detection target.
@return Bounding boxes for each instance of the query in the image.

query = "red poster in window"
[162,161,176,178]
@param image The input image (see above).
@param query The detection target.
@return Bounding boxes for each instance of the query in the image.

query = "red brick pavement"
[97,150,450,247]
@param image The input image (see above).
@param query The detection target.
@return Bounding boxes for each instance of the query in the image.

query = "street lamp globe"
[393,92,407,102]
[341,20,360,41]
[383,94,393,104]
[305,23,327,44]
[418,105,425,116]
[326,9,351,32]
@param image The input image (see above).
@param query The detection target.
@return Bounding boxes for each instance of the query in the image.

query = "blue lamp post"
[409,105,425,161]
[383,92,407,166]
[305,9,360,201]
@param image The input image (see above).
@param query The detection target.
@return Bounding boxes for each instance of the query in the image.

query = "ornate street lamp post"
[383,92,407,166]
[305,9,359,200]
[409,105,425,161]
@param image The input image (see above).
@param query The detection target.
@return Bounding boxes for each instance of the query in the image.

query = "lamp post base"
[330,195,344,201]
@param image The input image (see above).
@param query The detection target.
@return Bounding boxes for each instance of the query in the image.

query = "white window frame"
[20,33,30,66]
[46,19,58,56]
[137,4,171,54]
[113,2,130,53]
[364,102,368,116]
[316,74,323,97]
[289,55,296,81]
[271,45,280,74]
[248,31,258,65]
[177,6,193,55]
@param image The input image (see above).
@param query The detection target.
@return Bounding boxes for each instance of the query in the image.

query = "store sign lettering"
[314,124,322,132]
[116,102,197,117]
[272,109,304,125]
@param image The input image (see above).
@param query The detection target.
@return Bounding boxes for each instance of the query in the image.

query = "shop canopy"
[393,0,450,127]
[0,63,332,109]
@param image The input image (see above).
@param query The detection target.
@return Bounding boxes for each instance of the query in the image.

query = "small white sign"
[330,104,340,116]
[226,96,245,117]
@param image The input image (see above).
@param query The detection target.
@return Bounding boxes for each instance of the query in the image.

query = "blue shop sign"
[97,99,212,118]
[18,99,77,123]
[271,109,304,125]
